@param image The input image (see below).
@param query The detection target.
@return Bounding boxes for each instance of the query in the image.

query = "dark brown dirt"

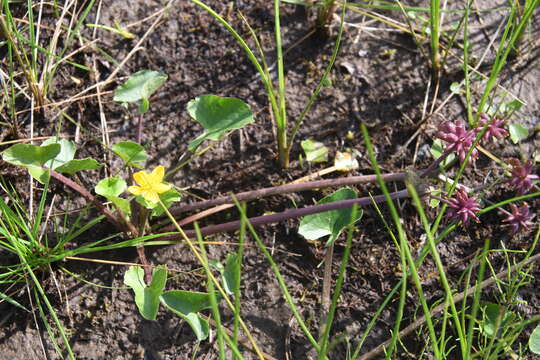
[1,1,539,359]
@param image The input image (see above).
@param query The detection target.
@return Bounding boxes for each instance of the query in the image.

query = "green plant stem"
[232,197,324,356]
[287,2,346,154]
[273,0,288,168]
[317,0,338,30]
[407,183,468,358]
[196,223,226,360]
[463,0,473,126]
[158,199,267,360]
[351,193,539,359]
[317,205,358,359]
[475,0,539,123]
[20,261,75,359]
[190,0,281,165]
[386,217,408,359]
[356,245,540,360]
[361,124,441,359]
[0,11,43,106]
[318,240,334,338]
[465,238,490,358]
[430,0,441,78]
[233,203,246,346]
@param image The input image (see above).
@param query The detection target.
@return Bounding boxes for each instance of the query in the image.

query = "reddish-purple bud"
[435,121,478,163]
[503,203,535,234]
[508,158,539,195]
[445,187,482,225]
[477,113,509,144]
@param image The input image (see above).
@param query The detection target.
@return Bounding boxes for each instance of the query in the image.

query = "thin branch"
[160,189,413,240]
[49,169,136,235]
[166,172,406,218]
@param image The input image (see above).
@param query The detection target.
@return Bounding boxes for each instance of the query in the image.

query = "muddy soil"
[0,0,539,359]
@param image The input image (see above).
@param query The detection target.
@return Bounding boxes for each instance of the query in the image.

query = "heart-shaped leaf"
[298,188,363,247]
[187,95,254,151]
[111,141,148,168]
[95,177,127,198]
[479,302,515,337]
[124,266,167,321]
[529,323,540,354]
[430,139,455,166]
[160,290,214,341]
[2,143,60,167]
[113,70,167,105]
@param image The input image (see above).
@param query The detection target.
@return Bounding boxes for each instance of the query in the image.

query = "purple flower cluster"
[477,113,509,144]
[445,187,482,226]
[508,158,539,195]
[503,203,535,234]
[435,121,478,163]
[434,115,537,232]
[435,114,509,164]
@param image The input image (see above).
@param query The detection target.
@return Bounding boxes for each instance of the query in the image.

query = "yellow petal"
[128,185,143,195]
[144,191,160,204]
[154,183,171,194]
[150,165,165,183]
[133,171,149,187]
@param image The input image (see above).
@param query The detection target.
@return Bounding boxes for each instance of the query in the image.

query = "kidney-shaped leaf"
[2,143,60,167]
[187,95,254,151]
[529,323,540,354]
[124,266,167,321]
[95,176,127,198]
[113,70,167,104]
[111,141,147,168]
[298,188,363,247]
[479,302,515,337]
[160,290,214,341]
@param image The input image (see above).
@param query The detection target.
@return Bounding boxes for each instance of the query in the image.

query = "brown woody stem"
[160,188,415,240]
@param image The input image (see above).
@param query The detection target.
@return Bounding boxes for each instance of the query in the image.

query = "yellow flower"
[128,165,171,204]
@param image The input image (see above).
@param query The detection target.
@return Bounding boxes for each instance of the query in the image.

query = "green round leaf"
[529,323,540,354]
[113,70,167,104]
[41,137,76,170]
[298,188,363,247]
[95,176,127,198]
[2,143,60,167]
[187,95,254,151]
[111,141,148,168]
